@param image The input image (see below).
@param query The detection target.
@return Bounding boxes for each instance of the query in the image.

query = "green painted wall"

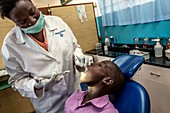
[97,16,170,46]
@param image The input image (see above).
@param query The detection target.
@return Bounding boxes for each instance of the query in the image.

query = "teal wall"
[97,16,170,46]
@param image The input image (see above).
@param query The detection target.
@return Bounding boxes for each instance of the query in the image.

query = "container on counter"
[134,37,139,48]
[110,36,115,47]
[166,38,170,49]
[104,36,110,47]
[143,37,149,49]
[152,38,163,57]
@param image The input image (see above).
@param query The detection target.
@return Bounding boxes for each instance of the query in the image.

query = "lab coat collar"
[44,16,58,31]
[15,26,27,45]
[15,25,54,58]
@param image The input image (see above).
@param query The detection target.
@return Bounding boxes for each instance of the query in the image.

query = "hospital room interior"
[0,0,170,113]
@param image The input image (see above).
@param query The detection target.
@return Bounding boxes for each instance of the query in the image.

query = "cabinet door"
[141,64,170,85]
[0,87,35,113]
[134,64,170,113]
[139,78,170,113]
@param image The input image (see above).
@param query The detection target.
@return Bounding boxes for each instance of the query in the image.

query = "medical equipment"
[129,49,150,60]
[75,55,93,68]
[75,55,86,67]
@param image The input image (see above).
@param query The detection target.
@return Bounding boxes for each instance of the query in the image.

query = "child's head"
[80,60,125,94]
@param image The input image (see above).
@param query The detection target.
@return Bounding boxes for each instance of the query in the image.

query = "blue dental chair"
[111,54,150,113]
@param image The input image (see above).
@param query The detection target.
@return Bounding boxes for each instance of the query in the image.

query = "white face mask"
[21,12,45,34]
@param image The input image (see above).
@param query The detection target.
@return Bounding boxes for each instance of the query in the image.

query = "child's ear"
[102,77,114,85]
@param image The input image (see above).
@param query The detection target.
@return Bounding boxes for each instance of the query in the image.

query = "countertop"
[85,49,170,68]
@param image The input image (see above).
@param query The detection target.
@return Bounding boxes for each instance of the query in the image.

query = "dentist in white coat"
[0,0,88,113]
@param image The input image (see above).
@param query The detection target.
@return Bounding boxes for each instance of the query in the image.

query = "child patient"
[64,60,125,113]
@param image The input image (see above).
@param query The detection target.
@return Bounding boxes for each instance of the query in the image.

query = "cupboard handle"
[150,71,160,77]
[138,67,141,71]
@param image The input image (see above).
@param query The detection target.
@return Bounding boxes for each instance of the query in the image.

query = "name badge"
[54,30,65,37]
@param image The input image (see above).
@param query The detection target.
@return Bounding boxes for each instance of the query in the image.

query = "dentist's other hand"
[34,74,63,90]
[34,70,70,89]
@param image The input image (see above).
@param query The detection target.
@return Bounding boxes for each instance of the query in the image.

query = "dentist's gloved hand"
[75,55,90,67]
[34,75,63,90]
[34,70,65,89]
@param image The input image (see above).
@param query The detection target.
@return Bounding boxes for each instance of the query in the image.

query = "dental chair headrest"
[112,55,144,79]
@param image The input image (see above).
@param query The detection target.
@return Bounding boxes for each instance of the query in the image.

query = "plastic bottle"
[104,36,110,55]
[104,36,110,47]
[110,36,114,47]
[154,39,163,57]
[143,37,149,49]
[166,38,170,49]
[134,37,139,48]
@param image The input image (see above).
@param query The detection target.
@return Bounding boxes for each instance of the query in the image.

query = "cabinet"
[0,87,35,113]
[133,64,170,113]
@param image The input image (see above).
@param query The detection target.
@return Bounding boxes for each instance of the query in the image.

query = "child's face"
[80,60,112,85]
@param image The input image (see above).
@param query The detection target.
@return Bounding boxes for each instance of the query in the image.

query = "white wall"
[69,0,96,4]
[32,0,101,17]
[32,0,97,7]
[32,0,61,7]
[69,0,101,17]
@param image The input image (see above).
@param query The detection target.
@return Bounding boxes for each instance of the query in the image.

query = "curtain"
[98,0,170,26]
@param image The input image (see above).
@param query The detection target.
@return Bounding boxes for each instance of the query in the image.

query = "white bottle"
[105,36,110,47]
[154,41,163,57]
[104,36,110,55]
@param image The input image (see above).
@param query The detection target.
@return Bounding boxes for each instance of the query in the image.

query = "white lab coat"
[1,15,83,113]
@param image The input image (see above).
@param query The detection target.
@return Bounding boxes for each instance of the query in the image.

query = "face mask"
[21,12,45,34]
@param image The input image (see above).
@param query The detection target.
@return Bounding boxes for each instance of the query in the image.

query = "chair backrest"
[111,54,150,113]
